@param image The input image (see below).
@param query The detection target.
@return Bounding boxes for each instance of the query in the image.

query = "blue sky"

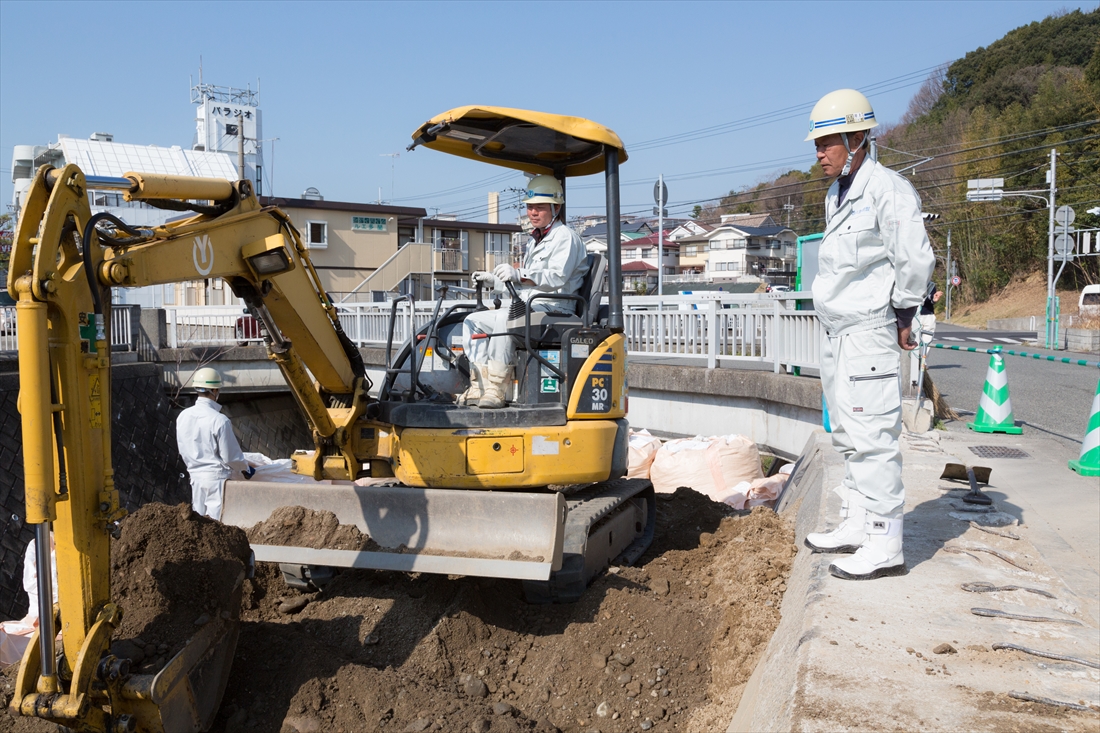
[1,0,1093,223]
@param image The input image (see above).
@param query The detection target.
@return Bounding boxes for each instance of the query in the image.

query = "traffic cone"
[1068,376,1100,477]
[967,351,1023,434]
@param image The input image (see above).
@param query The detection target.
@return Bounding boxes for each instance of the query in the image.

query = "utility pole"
[783,196,794,229]
[1046,148,1057,349]
[946,229,952,322]
[236,112,245,181]
[654,175,667,296]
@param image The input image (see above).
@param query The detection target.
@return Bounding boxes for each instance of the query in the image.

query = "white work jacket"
[812,158,936,337]
[175,397,250,481]
[517,221,588,308]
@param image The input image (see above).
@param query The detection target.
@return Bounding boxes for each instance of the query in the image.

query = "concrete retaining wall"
[625,363,823,459]
[986,317,1039,331]
[1058,327,1100,353]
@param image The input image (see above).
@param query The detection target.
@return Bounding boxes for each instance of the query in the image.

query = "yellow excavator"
[8,107,653,732]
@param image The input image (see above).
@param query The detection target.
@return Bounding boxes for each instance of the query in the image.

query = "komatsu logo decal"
[193,235,214,275]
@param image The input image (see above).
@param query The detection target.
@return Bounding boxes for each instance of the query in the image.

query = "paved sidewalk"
[730,428,1100,731]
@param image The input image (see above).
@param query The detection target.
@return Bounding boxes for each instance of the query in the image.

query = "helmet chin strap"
[839,132,867,176]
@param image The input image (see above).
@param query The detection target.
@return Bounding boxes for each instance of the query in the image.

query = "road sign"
[653,180,668,206]
[1054,233,1075,255]
[950,275,961,287]
[1055,205,1075,227]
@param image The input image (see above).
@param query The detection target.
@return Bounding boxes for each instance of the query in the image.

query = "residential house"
[580,219,655,253]
[669,217,797,286]
[262,194,522,301]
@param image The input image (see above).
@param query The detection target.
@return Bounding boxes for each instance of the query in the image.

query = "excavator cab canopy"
[408,105,627,177]
[409,105,627,331]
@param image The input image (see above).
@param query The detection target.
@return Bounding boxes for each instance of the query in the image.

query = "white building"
[9,80,264,307]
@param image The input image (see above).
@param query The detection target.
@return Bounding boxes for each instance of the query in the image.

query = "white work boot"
[456,364,484,406]
[477,360,513,409]
[829,511,907,580]
[805,500,867,554]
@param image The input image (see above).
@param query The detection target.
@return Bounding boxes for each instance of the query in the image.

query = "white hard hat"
[805,89,878,142]
[522,175,564,206]
[191,367,223,391]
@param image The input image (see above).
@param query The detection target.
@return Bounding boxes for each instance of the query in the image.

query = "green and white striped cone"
[1068,376,1100,477]
[967,351,1023,435]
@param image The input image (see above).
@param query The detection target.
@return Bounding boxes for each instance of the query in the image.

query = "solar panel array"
[59,138,238,184]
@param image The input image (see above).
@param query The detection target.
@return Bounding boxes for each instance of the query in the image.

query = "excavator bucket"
[116,572,244,731]
[220,481,567,581]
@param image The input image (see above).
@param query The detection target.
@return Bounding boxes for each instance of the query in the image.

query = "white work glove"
[472,271,498,289]
[494,263,520,284]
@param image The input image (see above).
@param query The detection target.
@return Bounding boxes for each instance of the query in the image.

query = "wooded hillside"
[703,8,1100,301]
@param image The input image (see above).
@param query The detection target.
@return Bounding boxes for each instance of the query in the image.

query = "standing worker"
[802,90,936,580]
[461,174,588,408]
[175,367,254,521]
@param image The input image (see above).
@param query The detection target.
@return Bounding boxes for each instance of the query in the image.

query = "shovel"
[940,462,993,505]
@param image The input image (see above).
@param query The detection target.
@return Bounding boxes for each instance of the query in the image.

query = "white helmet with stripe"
[805,89,878,141]
[522,175,564,206]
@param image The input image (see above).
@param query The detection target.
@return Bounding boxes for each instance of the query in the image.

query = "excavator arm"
[6,164,373,732]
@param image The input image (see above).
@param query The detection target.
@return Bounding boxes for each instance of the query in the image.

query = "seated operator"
[460,175,588,409]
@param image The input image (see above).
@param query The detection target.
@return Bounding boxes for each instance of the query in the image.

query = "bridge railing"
[1,294,823,372]
[0,305,134,352]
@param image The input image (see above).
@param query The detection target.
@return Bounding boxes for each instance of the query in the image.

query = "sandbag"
[649,434,763,497]
[0,618,36,666]
[626,429,662,479]
[714,474,786,510]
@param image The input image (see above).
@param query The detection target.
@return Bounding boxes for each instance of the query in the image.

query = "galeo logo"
[193,235,214,276]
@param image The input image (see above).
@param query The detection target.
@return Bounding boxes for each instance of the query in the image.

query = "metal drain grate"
[969,446,1030,459]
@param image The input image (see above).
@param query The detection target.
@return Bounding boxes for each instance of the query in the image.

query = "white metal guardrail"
[1,294,823,372]
[0,305,134,352]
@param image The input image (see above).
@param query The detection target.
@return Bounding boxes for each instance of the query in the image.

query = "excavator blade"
[220,481,567,581]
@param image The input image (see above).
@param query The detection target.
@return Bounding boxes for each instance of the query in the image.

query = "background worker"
[801,89,936,580]
[175,367,254,520]
[919,281,942,339]
[462,175,588,408]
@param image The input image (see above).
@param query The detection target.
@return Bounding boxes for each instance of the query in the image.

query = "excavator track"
[523,478,655,604]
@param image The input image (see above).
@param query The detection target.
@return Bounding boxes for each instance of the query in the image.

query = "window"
[398,225,416,248]
[487,232,510,257]
[306,220,328,249]
[642,248,654,259]
[709,239,723,250]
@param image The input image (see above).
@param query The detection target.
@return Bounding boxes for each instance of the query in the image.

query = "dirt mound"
[211,489,795,732]
[2,491,796,733]
[247,506,379,551]
[110,502,251,672]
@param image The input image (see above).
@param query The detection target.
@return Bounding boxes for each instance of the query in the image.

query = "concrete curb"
[729,431,1100,731]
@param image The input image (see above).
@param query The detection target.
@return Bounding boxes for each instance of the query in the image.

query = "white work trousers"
[821,325,905,516]
[190,476,226,521]
[461,301,570,365]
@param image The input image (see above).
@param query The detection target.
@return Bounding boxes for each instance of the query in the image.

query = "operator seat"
[505,252,606,346]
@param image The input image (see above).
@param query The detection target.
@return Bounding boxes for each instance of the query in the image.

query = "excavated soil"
[2,492,796,733]
[110,502,252,673]
[212,489,795,733]
[247,506,380,551]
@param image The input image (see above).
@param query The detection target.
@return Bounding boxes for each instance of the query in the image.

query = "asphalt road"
[925,323,1099,449]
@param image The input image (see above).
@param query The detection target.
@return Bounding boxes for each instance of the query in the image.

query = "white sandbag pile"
[649,434,765,500]
[626,429,663,479]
